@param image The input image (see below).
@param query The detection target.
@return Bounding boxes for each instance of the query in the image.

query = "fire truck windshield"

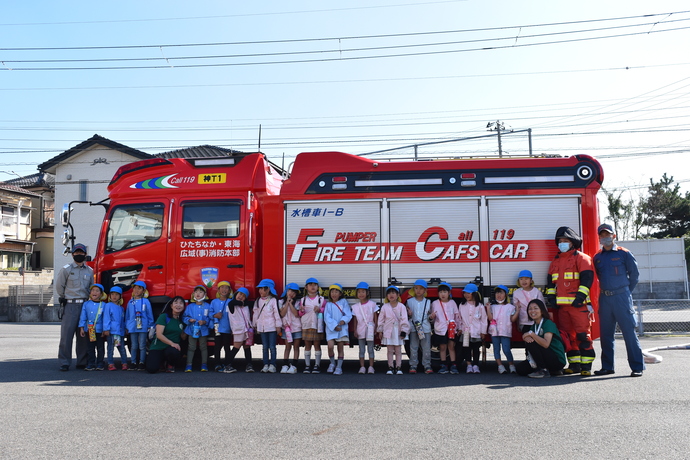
[105,203,164,253]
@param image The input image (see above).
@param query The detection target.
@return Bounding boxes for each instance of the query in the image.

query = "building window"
[79,180,88,201]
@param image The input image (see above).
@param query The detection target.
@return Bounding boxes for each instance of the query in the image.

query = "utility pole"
[486,120,505,157]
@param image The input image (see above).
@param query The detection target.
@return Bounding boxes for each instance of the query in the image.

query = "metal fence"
[8,285,54,307]
[634,299,690,334]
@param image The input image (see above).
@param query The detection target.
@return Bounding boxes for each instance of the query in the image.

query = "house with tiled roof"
[4,172,55,270]
[38,134,152,280]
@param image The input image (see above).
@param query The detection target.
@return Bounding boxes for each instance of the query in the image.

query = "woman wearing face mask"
[545,226,595,376]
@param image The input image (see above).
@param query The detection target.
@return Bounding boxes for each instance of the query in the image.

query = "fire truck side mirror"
[61,230,70,246]
[61,203,70,227]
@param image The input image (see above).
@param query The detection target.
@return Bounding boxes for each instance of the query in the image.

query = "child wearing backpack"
[183,285,212,372]
[102,286,130,371]
[78,283,107,371]
[298,277,326,373]
[324,283,352,375]
[406,279,433,374]
[351,282,379,374]
[125,280,154,371]
[487,285,519,374]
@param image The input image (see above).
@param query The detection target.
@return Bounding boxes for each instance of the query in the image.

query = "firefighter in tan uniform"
[546,227,595,376]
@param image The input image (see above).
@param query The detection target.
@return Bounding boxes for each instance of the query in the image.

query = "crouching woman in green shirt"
[146,296,187,373]
[517,299,567,378]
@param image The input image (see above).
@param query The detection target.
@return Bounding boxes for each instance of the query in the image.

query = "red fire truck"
[63,150,603,317]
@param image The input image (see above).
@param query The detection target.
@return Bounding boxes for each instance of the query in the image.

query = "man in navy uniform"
[593,224,644,377]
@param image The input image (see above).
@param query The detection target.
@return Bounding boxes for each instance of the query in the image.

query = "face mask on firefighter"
[599,236,614,247]
[558,242,571,253]
[72,254,86,263]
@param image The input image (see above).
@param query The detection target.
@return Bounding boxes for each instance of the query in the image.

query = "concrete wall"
[0,269,55,321]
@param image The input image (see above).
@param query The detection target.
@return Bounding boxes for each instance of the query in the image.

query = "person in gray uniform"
[57,243,94,371]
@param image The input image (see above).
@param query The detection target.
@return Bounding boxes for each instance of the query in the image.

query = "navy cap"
[72,243,87,253]
[597,223,614,235]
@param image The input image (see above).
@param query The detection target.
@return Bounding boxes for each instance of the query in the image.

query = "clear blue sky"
[1,1,689,200]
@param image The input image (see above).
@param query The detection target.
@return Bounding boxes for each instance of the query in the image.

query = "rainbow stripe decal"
[129,174,179,189]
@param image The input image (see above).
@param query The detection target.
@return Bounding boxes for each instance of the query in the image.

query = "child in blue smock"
[183,285,212,372]
[79,283,107,371]
[210,281,233,371]
[125,280,154,371]
[324,283,352,375]
[102,286,130,370]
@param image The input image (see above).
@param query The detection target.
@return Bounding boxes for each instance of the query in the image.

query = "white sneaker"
[358,366,366,374]
[368,366,375,374]
[509,364,517,374]
[466,364,473,374]
[260,364,269,373]
[268,364,277,373]
[327,363,335,373]
[396,369,403,375]
[280,365,289,374]
[498,364,507,374]
[287,365,297,374]
[333,367,343,375]
[472,365,480,374]
[386,367,394,375]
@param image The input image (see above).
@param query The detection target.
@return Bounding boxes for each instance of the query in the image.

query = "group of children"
[77,269,545,375]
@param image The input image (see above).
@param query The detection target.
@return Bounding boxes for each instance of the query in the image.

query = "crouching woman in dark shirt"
[517,299,567,378]
[146,296,187,373]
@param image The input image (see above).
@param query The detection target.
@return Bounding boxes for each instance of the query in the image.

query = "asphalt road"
[1,323,689,459]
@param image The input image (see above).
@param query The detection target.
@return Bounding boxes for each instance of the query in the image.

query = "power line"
[3,10,687,50]
[7,17,690,65]
[2,62,689,91]
[2,24,689,71]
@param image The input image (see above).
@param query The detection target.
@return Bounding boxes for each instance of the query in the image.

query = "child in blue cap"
[298,277,326,373]
[125,280,154,370]
[253,279,282,373]
[279,282,302,374]
[458,283,487,374]
[183,285,212,372]
[79,283,107,370]
[102,286,130,370]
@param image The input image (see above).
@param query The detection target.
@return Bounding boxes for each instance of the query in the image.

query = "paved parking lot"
[1,323,689,459]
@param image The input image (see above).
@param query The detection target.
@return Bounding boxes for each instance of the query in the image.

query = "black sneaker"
[137,363,146,371]
[594,369,615,376]
[59,365,69,372]
[129,363,139,371]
